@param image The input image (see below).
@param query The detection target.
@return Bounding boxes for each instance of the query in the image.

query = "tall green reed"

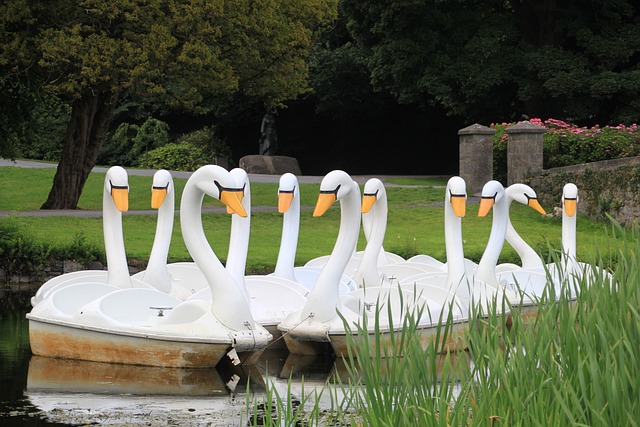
[246,223,638,425]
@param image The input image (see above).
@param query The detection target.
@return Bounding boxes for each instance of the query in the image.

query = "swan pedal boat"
[27,165,272,368]
[278,171,472,357]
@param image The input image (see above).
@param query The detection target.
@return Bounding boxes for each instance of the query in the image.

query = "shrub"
[492,118,640,183]
[49,232,105,266]
[177,126,232,165]
[99,117,170,166]
[138,126,232,171]
[0,220,49,280]
[138,142,208,171]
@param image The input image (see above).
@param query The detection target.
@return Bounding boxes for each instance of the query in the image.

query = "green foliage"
[99,117,170,166]
[138,142,207,171]
[492,118,640,184]
[49,232,105,265]
[0,220,49,280]
[342,0,640,123]
[176,126,232,164]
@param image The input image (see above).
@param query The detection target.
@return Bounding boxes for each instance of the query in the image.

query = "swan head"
[506,183,547,215]
[313,170,356,217]
[278,173,299,213]
[478,180,505,217]
[361,178,384,214]
[192,165,247,217]
[151,169,173,209]
[446,176,467,217]
[105,166,129,212]
[562,183,578,217]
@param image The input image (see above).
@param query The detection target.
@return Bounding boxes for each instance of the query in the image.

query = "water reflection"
[27,356,229,396]
[2,289,470,426]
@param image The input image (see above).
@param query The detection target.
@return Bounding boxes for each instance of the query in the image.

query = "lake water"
[0,288,340,426]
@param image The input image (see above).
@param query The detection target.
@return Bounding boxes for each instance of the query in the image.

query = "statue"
[259,112,278,156]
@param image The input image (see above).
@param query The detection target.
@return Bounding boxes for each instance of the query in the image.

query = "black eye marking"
[152,183,170,191]
[363,189,379,198]
[214,180,237,194]
[109,180,128,195]
[320,184,341,196]
[279,186,296,194]
[481,192,498,200]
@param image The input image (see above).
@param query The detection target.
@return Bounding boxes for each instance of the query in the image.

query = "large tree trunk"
[41,91,119,209]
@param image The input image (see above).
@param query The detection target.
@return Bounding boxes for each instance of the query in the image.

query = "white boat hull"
[27,317,257,368]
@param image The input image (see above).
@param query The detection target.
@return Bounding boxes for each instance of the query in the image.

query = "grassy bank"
[0,166,626,276]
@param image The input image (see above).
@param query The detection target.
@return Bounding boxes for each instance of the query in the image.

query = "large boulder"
[239,155,302,175]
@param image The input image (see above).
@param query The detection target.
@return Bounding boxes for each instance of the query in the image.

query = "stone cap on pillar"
[458,123,496,135]
[506,120,547,134]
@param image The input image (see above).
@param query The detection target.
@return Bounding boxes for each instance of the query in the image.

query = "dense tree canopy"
[0,0,337,208]
[342,0,640,124]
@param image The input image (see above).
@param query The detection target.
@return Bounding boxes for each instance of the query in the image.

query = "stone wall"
[0,260,143,285]
[527,156,640,227]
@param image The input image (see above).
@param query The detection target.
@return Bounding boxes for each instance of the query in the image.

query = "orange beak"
[450,194,466,217]
[151,188,167,209]
[221,190,247,217]
[278,191,294,213]
[564,199,577,217]
[361,194,377,214]
[478,197,494,217]
[225,190,244,215]
[528,198,547,215]
[112,188,129,212]
[313,193,337,217]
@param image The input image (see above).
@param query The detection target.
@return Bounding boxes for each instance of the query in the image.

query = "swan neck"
[274,191,299,281]
[505,215,543,269]
[144,190,174,292]
[355,195,386,287]
[180,174,255,330]
[103,190,132,288]
[476,200,508,287]
[444,201,466,290]
[303,184,360,322]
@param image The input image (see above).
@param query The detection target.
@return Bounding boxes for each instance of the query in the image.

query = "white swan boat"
[27,165,271,368]
[277,171,469,357]
[30,166,155,306]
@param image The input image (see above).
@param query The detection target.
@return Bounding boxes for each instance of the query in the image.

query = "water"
[0,288,340,426]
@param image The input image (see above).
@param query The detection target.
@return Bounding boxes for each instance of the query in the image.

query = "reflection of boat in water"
[27,356,228,396]
[25,355,268,426]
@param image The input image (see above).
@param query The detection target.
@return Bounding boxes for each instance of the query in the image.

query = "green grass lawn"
[0,166,621,272]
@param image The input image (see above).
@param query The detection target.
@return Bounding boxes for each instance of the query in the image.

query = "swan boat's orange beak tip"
[528,198,547,215]
[151,188,167,209]
[278,191,294,213]
[221,190,247,217]
[564,198,577,217]
[224,190,245,215]
[361,194,376,214]
[313,193,337,217]
[450,195,466,217]
[112,188,129,212]
[478,197,494,217]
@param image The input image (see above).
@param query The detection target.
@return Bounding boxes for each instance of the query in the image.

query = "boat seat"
[99,289,182,324]
[51,282,119,316]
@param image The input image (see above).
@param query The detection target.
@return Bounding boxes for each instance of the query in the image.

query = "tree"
[0,0,337,209]
[341,0,640,124]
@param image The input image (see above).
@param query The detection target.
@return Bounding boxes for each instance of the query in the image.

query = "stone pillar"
[506,121,546,185]
[458,123,495,194]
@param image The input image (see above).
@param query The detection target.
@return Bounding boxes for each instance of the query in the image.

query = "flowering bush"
[492,118,640,183]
